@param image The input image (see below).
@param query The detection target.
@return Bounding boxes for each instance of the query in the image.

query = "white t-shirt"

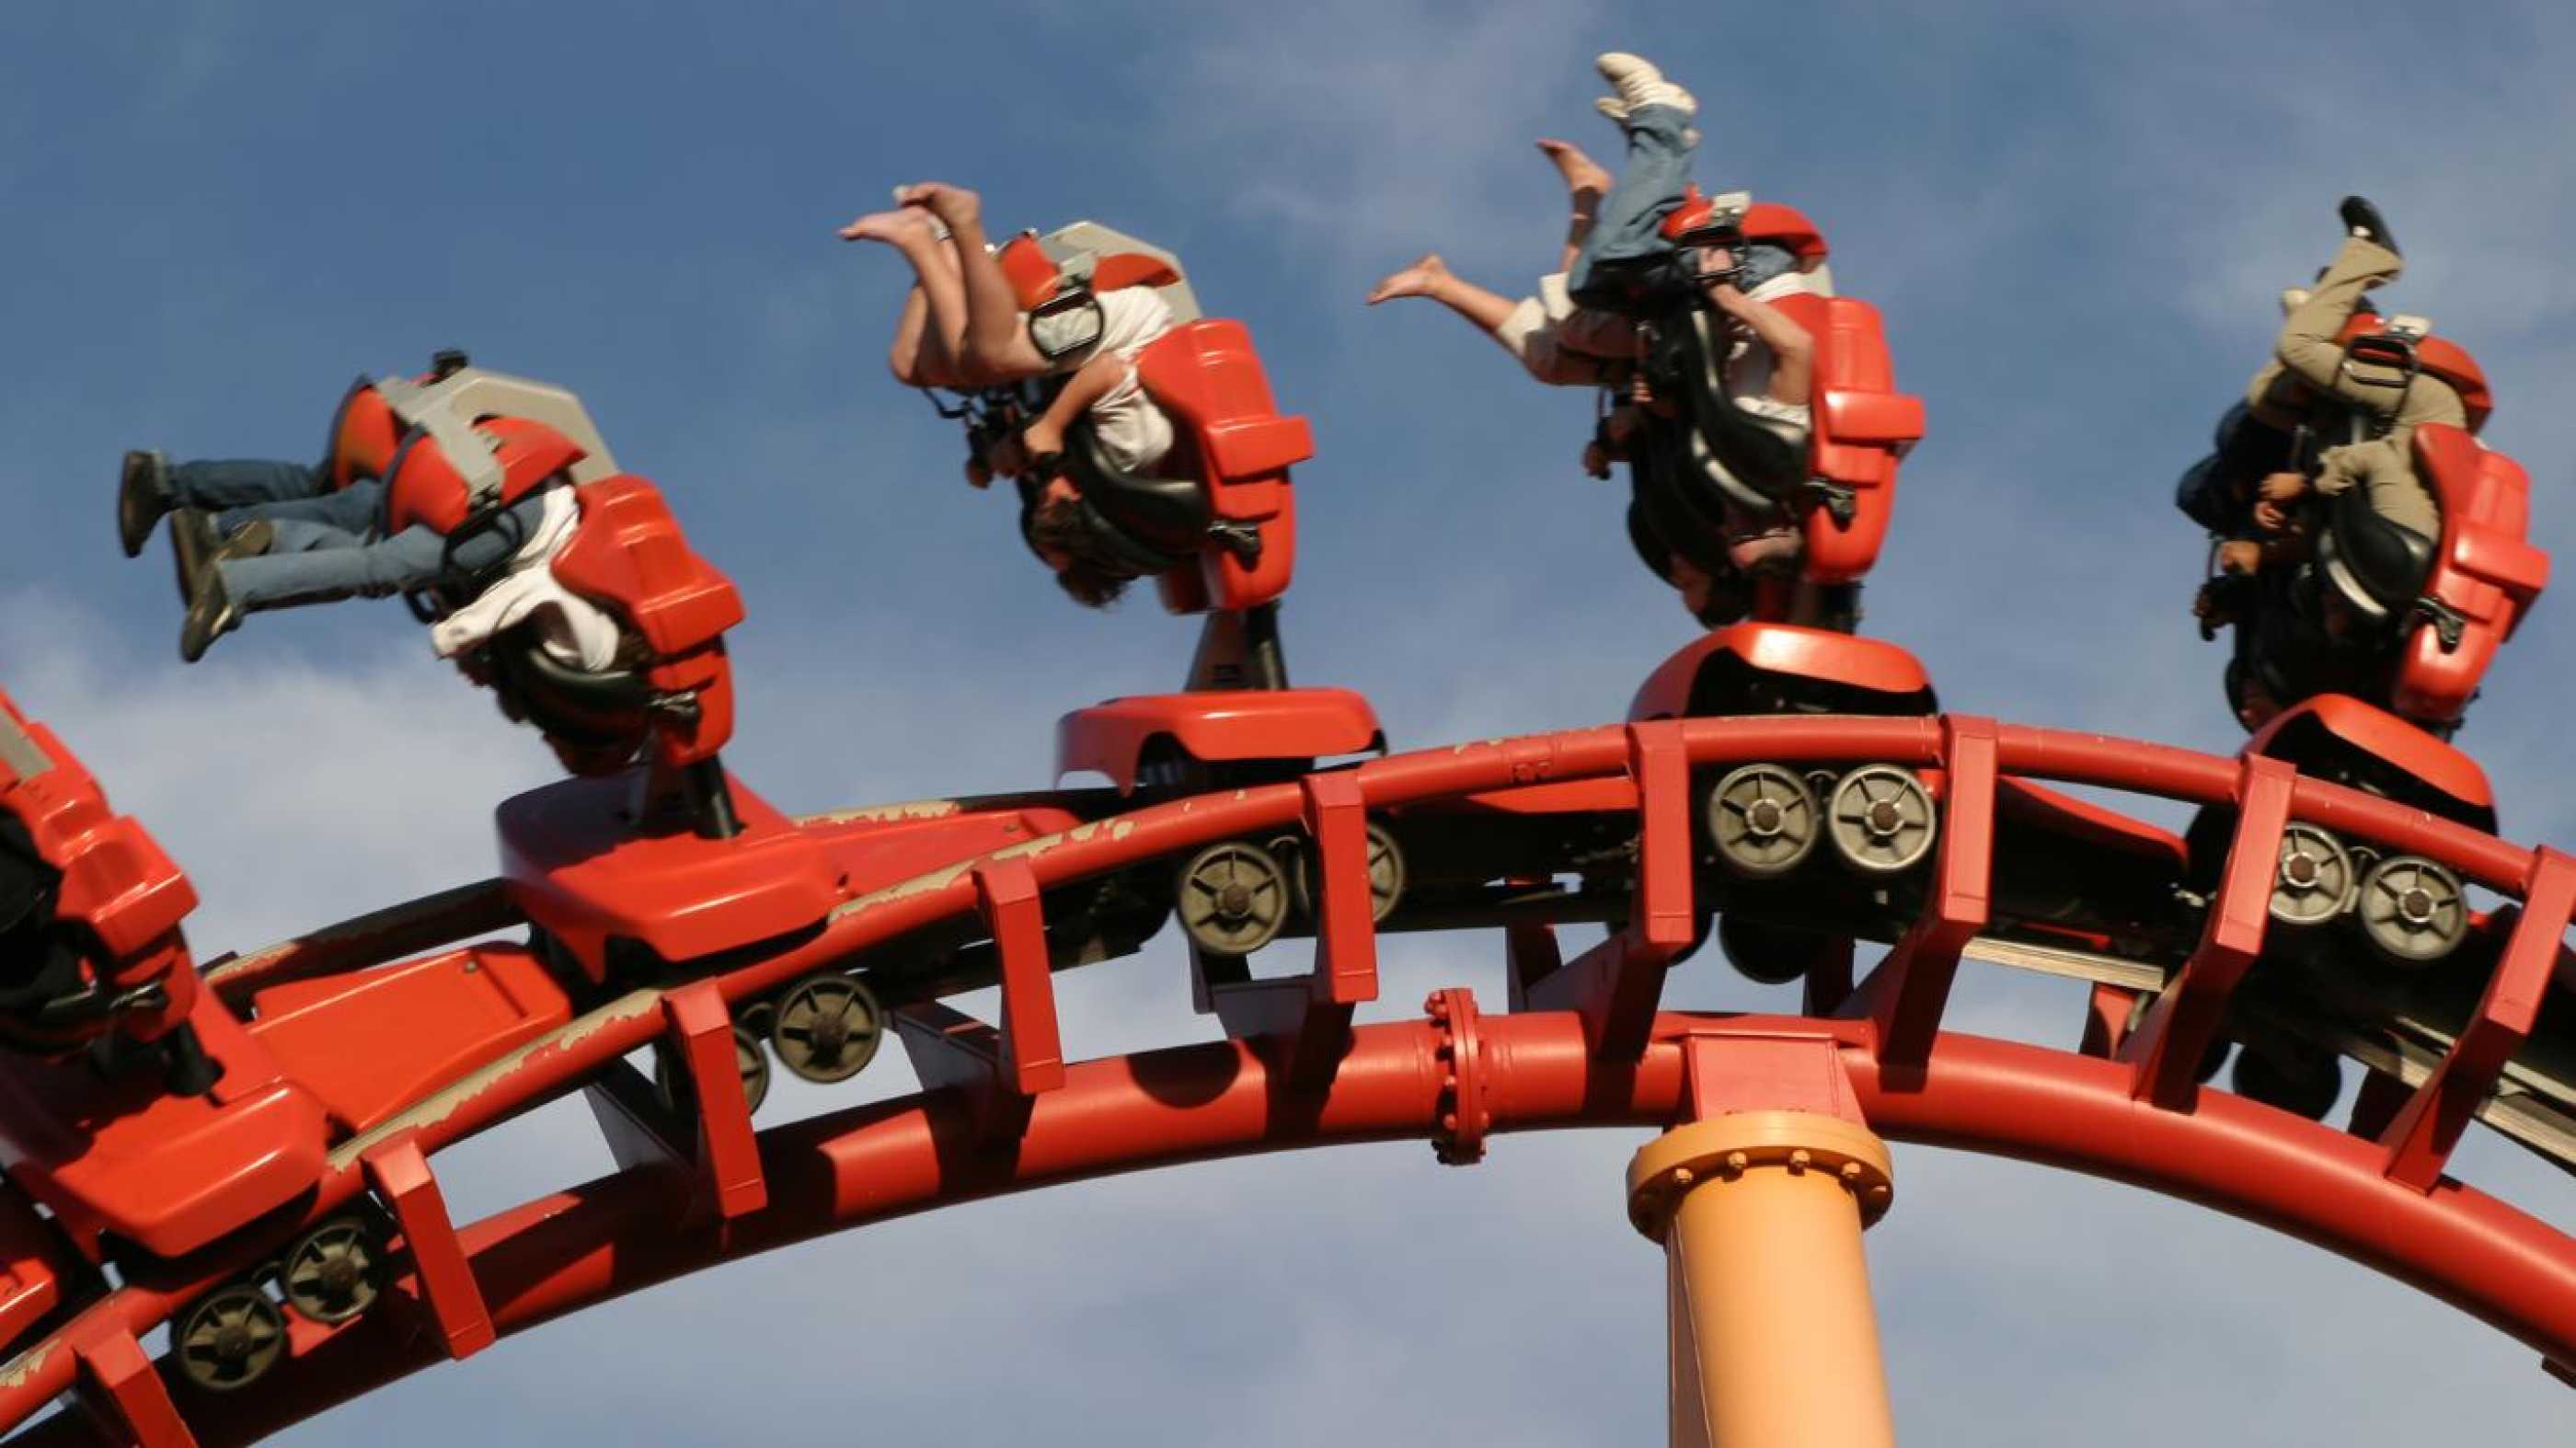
[1043,287,1178,474]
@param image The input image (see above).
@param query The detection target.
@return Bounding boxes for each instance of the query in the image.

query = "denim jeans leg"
[1568,104,1698,294]
[212,480,386,550]
[167,460,325,511]
[215,491,549,613]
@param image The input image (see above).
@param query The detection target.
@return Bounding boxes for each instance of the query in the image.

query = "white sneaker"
[1593,52,1696,119]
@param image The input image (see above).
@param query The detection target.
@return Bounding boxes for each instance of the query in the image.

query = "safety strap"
[375,373,508,507]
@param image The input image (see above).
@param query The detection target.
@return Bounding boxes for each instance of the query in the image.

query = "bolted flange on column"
[1627,1110,1897,1448]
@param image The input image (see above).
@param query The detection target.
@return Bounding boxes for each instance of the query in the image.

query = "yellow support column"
[1627,1110,1897,1448]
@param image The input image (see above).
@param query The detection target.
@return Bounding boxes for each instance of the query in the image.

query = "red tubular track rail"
[3,713,2571,1442]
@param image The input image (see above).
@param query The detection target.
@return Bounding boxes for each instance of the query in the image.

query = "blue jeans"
[215,491,549,613]
[171,460,386,552]
[1568,104,1696,296]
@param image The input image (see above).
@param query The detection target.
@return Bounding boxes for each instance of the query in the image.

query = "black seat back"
[2321,485,2436,618]
[487,636,654,752]
[1063,424,1212,554]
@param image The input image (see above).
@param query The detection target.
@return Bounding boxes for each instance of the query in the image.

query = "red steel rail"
[3,714,2570,1443]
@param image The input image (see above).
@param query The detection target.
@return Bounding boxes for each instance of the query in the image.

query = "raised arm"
[1021,353,1128,461]
[1708,281,1814,406]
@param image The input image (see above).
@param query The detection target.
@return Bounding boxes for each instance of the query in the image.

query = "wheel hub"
[1867,800,1902,836]
[2400,887,2435,923]
[1219,882,1254,917]
[2284,853,2319,889]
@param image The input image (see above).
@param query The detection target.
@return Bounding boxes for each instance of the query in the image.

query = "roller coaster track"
[8,713,2575,1443]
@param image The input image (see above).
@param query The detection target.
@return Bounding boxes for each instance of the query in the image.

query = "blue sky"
[5,1,2575,1440]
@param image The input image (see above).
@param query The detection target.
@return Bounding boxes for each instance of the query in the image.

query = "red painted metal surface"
[2381,847,2576,1189]
[660,982,765,1219]
[497,772,841,981]
[2123,755,2294,1107]
[3,710,2573,1441]
[1054,687,1382,791]
[2393,425,2548,726]
[2247,694,2494,816]
[1627,625,1936,721]
[247,944,570,1134]
[1865,716,1995,1065]
[0,688,201,1047]
[31,1008,2576,1447]
[1134,319,1310,613]
[972,857,1066,1097]
[361,1132,493,1362]
[0,985,328,1259]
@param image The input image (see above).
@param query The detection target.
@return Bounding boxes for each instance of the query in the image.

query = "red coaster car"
[1621,201,1925,630]
[2192,692,2497,958]
[1746,203,1926,591]
[2179,692,2516,1120]
[2382,423,2547,728]
[0,690,331,1268]
[1623,625,2192,982]
[1043,306,1384,799]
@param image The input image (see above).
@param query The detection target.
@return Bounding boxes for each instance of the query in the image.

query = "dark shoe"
[117,451,172,558]
[2339,195,2398,257]
[169,511,272,605]
[168,508,216,605]
[178,560,241,664]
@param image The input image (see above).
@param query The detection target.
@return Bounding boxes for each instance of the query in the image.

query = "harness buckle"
[1205,521,1263,564]
[2410,595,2467,651]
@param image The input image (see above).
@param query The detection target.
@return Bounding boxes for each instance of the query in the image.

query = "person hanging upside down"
[125,363,599,661]
[1367,52,1815,617]
[841,181,1179,605]
[2186,197,2488,727]
[141,460,552,663]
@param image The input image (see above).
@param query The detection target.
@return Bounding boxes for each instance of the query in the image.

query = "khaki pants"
[1494,272,1637,387]
[2243,235,2463,536]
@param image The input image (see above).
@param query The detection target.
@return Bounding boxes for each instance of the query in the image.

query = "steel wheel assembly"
[1705,763,1822,879]
[280,1217,382,1325]
[2355,854,2469,965]
[174,1283,286,1393]
[2269,822,2356,928]
[1177,840,1292,955]
[1825,764,1938,875]
[771,974,883,1084]
[656,1023,774,1111]
[1288,822,1408,924]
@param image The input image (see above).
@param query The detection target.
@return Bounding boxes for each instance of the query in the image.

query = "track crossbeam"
[69,1321,193,1448]
[360,1132,493,1361]
[2122,754,2294,1108]
[2381,847,2576,1189]
[1861,717,1997,1066]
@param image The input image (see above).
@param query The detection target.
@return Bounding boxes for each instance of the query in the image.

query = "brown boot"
[168,511,274,605]
[117,451,172,558]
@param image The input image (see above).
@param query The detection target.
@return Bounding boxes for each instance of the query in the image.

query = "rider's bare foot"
[837,208,935,246]
[896,182,983,229]
[1366,253,1451,305]
[1535,138,1611,210]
